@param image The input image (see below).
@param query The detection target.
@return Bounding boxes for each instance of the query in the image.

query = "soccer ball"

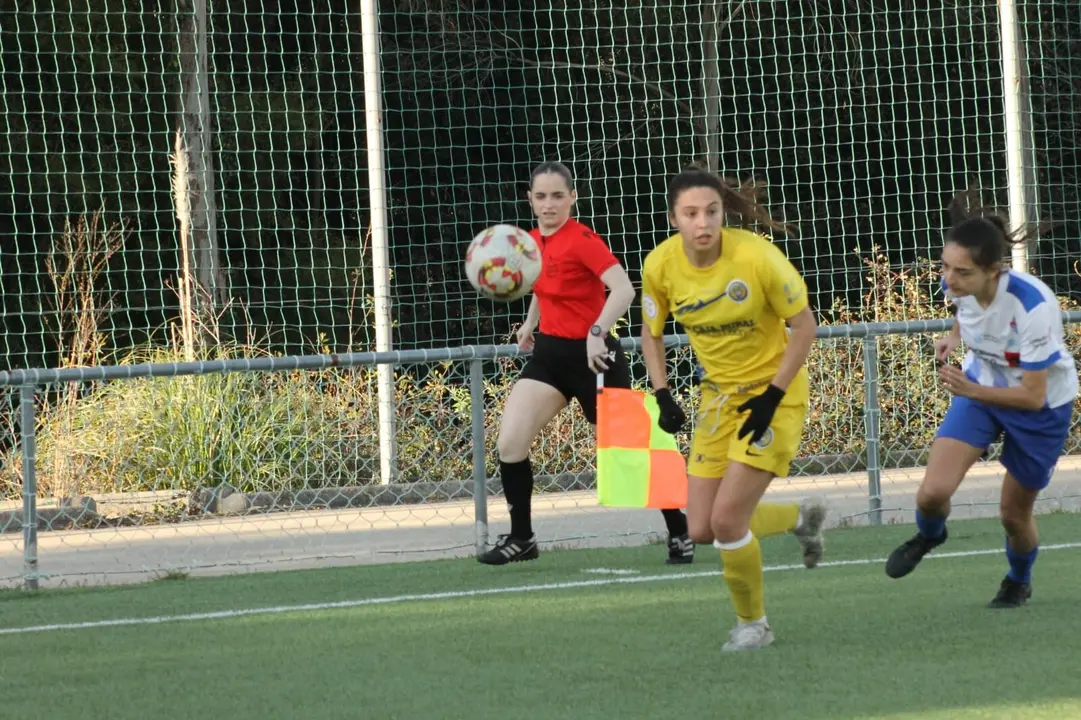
[464,224,543,302]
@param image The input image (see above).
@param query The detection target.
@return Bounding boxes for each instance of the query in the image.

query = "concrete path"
[2,458,1080,589]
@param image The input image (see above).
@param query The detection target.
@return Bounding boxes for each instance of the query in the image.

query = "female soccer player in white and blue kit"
[885,193,1078,608]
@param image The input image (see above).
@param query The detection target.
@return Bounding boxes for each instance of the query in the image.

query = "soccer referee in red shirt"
[478,161,693,566]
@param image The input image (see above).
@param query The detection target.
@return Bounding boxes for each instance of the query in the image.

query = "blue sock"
[915,508,946,540]
[1005,538,1038,584]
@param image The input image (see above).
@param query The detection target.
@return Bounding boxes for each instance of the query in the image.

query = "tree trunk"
[699,0,721,172]
[173,0,226,356]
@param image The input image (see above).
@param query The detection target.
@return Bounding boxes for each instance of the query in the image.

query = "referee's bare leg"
[478,379,567,565]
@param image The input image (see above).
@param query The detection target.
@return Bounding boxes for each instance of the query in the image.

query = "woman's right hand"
[516,324,536,352]
[934,333,961,363]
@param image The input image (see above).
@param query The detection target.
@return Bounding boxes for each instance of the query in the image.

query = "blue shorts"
[936,396,1074,490]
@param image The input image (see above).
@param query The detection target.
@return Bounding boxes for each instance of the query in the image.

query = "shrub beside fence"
[5,258,1079,503]
[2,315,1079,508]
[2,310,1080,590]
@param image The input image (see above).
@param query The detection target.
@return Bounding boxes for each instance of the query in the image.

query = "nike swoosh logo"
[673,292,728,315]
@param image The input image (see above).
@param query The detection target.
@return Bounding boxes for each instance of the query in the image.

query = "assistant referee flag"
[595,379,688,509]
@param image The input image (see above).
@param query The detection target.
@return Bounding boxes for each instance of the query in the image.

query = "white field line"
[2,542,1079,637]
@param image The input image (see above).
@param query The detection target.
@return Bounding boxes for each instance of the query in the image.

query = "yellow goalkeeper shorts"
[687,381,808,480]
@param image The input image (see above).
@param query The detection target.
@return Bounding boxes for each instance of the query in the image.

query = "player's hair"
[945,189,1035,269]
[666,166,795,236]
[530,161,575,190]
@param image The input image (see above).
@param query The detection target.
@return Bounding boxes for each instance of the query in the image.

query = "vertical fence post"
[359,0,397,484]
[861,336,883,526]
[998,0,1038,271]
[469,359,489,554]
[20,383,39,590]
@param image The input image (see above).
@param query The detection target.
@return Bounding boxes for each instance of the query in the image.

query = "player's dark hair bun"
[944,189,1031,270]
[984,215,1009,235]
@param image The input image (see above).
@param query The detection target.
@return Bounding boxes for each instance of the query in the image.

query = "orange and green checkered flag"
[595,380,688,509]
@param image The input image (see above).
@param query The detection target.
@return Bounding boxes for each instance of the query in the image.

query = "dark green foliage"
[1,1,1078,368]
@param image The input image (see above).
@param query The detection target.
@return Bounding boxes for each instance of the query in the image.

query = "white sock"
[713,532,753,551]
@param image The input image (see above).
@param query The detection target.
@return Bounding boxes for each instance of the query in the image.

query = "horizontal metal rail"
[3,312,1078,387]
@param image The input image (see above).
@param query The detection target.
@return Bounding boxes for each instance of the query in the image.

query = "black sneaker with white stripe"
[666,533,695,565]
[477,534,539,565]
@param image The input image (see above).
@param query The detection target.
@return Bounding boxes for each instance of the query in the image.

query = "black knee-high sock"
[500,458,534,539]
[660,508,688,536]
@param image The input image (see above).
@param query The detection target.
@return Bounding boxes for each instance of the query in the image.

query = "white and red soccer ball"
[464,224,543,302]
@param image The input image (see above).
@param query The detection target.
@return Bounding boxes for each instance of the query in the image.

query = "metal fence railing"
[2,313,1080,590]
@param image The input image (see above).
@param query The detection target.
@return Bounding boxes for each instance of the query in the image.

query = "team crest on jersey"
[1004,319,1021,367]
[782,281,802,305]
[726,279,749,304]
[751,427,774,450]
[642,294,658,319]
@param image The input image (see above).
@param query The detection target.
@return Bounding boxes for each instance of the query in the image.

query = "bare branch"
[718,0,748,33]
[484,50,698,119]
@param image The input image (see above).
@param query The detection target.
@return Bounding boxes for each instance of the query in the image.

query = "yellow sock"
[717,532,765,623]
[749,502,800,538]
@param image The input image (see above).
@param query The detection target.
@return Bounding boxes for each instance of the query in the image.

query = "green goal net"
[0,1,1077,368]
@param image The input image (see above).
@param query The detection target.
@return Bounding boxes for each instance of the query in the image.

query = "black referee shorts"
[519,332,631,424]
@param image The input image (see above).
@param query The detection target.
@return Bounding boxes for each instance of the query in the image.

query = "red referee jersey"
[528,218,620,339]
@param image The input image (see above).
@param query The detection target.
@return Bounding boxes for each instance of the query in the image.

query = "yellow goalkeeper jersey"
[641,227,810,400]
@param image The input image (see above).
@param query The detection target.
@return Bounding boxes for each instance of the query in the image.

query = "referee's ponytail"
[667,165,796,237]
[945,190,1037,270]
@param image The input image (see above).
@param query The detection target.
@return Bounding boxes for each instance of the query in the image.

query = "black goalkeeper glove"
[736,384,786,445]
[654,388,687,435]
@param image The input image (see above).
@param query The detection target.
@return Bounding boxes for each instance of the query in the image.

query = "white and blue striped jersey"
[944,269,1078,409]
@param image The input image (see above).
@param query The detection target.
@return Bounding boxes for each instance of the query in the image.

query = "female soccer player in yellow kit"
[640,168,828,652]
